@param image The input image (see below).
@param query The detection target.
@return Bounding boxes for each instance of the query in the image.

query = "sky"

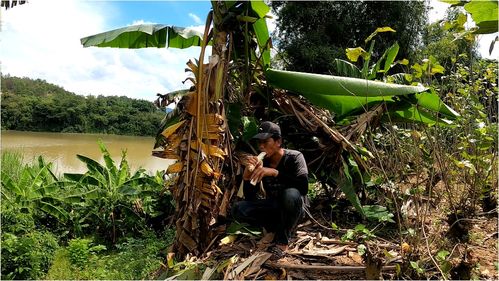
[1,0,497,101]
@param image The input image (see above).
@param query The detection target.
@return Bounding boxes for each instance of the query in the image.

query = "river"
[1,131,173,175]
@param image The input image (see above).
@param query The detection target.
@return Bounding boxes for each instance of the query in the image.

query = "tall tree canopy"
[271,1,429,74]
[419,6,478,70]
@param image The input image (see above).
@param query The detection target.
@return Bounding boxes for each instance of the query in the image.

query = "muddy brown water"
[1,130,173,175]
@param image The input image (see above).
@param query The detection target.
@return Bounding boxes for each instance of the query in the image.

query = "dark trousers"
[231,188,303,245]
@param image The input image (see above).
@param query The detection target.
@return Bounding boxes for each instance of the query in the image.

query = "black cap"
[252,121,281,140]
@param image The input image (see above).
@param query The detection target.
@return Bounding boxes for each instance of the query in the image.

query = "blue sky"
[111,1,211,27]
[1,1,496,101]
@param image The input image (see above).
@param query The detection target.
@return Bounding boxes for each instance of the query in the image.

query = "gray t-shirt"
[244,149,308,200]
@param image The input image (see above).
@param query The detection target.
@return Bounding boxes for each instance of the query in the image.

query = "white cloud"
[0,0,205,101]
[188,13,202,25]
[429,0,450,24]
[129,19,157,26]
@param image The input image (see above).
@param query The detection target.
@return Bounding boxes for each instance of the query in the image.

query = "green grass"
[1,150,25,182]
[44,248,72,280]
[45,230,174,280]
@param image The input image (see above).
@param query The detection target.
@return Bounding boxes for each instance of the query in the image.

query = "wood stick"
[265,262,396,272]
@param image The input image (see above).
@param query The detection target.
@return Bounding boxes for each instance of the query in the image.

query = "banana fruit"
[250,152,267,185]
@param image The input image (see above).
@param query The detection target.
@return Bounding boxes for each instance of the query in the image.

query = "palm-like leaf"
[81,24,204,49]
[265,69,459,122]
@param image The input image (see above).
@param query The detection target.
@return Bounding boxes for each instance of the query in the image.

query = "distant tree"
[271,1,429,74]
[419,7,478,71]
[0,75,164,136]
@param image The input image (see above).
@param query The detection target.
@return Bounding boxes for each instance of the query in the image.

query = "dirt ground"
[203,200,498,280]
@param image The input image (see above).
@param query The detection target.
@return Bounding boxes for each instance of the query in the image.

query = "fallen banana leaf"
[166,161,184,174]
[161,120,187,139]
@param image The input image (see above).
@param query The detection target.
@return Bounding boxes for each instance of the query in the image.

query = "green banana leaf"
[335,59,362,78]
[265,69,459,123]
[250,0,270,18]
[464,0,498,34]
[81,24,204,49]
[384,101,453,125]
[333,158,364,216]
[253,18,271,68]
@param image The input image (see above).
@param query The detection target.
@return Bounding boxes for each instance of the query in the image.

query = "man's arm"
[292,152,309,196]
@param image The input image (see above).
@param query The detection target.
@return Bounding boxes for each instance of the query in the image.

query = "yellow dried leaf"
[166,161,184,174]
[219,235,237,245]
[191,140,226,159]
[207,124,224,133]
[201,132,221,139]
[152,150,180,160]
[205,113,224,126]
[161,120,186,139]
[200,160,214,176]
[186,96,197,116]
[200,183,215,195]
[213,184,222,194]
[213,171,222,180]
[402,242,411,253]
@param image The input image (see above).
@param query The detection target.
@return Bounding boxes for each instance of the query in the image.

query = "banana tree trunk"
[169,6,232,257]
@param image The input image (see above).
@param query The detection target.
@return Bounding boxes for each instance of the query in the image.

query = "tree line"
[1,75,165,136]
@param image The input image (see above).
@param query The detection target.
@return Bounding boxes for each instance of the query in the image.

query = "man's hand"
[249,166,279,185]
[243,156,262,181]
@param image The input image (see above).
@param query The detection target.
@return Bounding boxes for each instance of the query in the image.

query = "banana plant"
[81,0,458,256]
[63,140,163,243]
[1,156,69,222]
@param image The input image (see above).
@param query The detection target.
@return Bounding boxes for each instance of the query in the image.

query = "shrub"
[1,207,35,235]
[67,238,106,269]
[1,231,59,280]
